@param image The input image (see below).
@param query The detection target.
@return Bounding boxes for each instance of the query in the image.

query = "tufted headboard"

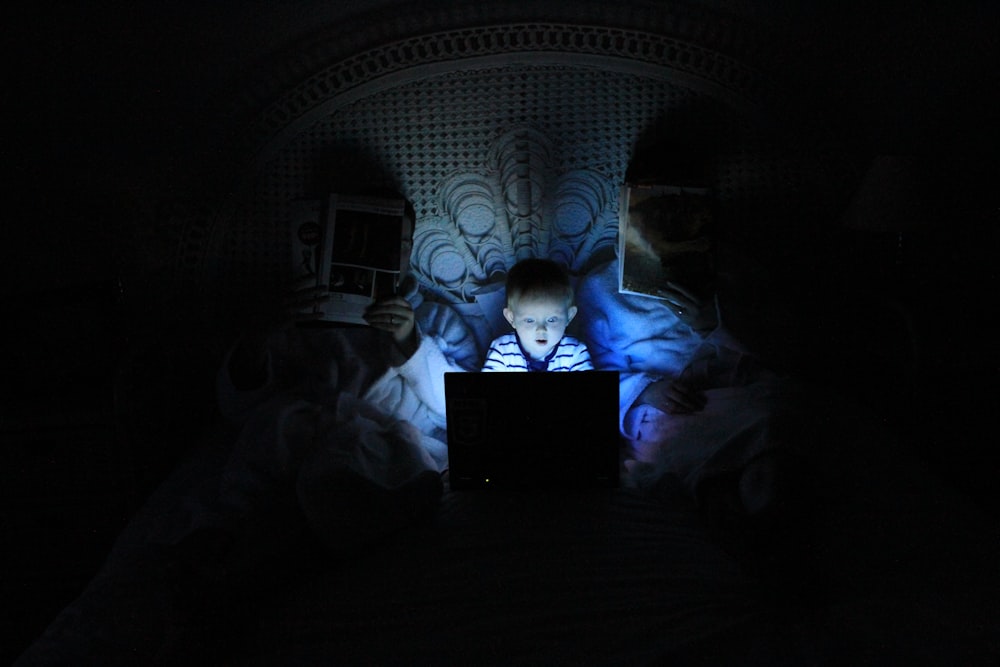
[122,10,856,359]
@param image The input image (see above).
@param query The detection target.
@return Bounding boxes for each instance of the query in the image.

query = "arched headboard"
[139,11,854,354]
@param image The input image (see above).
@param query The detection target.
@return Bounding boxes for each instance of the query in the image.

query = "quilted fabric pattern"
[148,22,851,350]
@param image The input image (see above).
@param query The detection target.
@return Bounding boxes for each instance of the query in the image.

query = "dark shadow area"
[8,2,999,663]
[311,142,405,200]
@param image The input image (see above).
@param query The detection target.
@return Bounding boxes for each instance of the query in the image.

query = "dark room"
[7,1,999,664]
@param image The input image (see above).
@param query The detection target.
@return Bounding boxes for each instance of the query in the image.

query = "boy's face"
[503,294,577,362]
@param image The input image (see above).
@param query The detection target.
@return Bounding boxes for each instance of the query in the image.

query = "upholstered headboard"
[127,12,855,358]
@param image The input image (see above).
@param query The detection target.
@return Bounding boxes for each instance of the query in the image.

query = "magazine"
[617,182,715,300]
[288,193,413,325]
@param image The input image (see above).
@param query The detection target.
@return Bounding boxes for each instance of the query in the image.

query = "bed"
[16,394,1000,665]
[17,8,1000,665]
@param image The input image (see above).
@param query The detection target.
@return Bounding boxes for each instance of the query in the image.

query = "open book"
[618,183,715,300]
[288,193,413,325]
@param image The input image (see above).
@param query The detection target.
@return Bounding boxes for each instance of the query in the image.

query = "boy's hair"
[505,258,574,308]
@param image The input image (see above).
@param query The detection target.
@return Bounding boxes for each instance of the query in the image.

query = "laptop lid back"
[444,371,620,490]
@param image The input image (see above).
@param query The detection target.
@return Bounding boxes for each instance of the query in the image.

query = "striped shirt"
[482,333,594,372]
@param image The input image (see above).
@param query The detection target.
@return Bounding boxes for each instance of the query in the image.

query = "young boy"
[482,258,593,372]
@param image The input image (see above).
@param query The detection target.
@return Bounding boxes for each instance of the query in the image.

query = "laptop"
[444,371,620,490]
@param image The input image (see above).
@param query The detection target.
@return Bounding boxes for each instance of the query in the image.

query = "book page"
[289,194,411,325]
[618,183,713,300]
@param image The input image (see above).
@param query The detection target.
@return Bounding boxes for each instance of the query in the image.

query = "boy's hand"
[364,296,418,358]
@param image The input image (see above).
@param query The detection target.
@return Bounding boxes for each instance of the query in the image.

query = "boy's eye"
[547,316,560,324]
[524,318,534,324]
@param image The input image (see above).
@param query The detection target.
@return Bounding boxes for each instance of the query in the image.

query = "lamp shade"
[841,155,929,233]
